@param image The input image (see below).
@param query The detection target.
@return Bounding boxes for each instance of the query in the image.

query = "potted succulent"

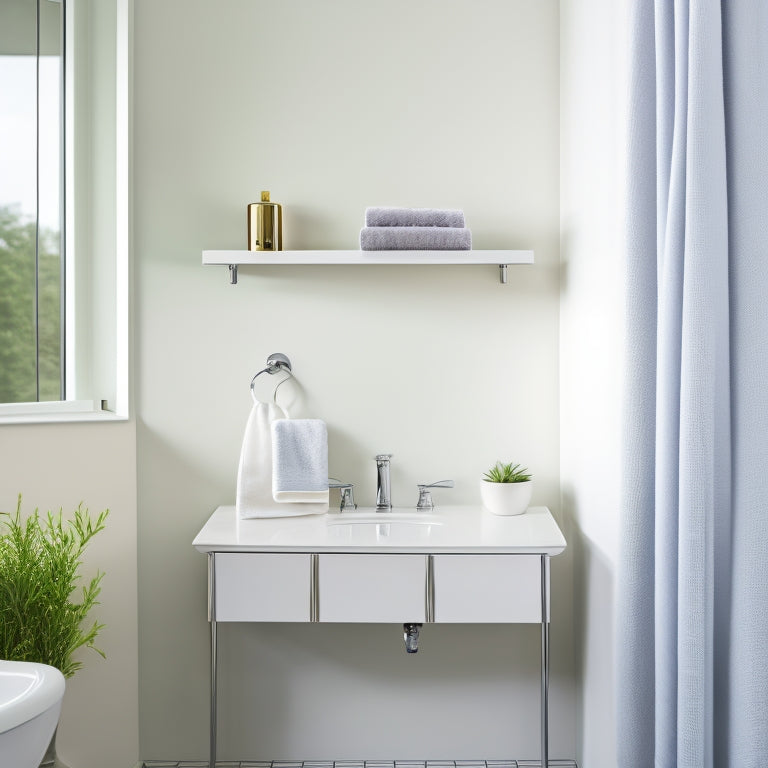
[0,495,108,767]
[480,461,533,516]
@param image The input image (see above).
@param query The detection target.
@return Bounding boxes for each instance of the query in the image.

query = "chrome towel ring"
[249,352,293,405]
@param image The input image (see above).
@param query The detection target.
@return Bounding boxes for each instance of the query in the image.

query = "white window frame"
[0,0,131,424]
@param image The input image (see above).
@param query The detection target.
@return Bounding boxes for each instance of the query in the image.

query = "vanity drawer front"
[318,554,426,623]
[433,554,543,623]
[214,553,311,622]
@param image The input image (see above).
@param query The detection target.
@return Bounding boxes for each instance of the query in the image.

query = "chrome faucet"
[375,454,393,511]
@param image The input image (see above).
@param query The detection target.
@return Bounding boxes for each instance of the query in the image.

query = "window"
[0,0,130,422]
[0,0,64,403]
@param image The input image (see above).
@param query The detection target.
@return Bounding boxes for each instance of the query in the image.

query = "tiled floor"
[140,761,578,768]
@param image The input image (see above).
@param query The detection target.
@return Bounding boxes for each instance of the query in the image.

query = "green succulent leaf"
[483,461,532,483]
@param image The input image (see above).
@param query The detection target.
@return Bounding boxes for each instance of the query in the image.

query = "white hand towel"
[236,403,327,518]
[271,419,330,508]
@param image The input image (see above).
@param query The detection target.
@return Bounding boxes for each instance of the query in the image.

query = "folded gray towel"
[271,419,329,505]
[365,207,465,228]
[360,226,472,251]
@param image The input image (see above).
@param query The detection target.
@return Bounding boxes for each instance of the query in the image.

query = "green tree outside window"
[0,204,62,403]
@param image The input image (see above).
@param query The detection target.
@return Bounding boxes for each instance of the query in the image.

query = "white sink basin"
[324,508,443,543]
[326,509,442,526]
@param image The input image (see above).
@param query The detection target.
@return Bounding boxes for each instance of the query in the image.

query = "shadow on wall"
[217,621,545,761]
[562,488,616,767]
[136,420,229,760]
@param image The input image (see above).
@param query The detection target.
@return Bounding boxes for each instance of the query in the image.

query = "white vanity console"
[193,505,566,768]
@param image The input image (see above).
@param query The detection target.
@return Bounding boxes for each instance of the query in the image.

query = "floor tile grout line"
[140,760,578,768]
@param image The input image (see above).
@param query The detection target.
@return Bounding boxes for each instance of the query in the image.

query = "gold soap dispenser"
[247,191,283,251]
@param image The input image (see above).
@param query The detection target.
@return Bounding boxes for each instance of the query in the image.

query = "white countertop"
[193,505,566,555]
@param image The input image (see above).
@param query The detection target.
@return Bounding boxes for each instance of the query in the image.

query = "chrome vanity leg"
[208,553,217,768]
[540,554,550,768]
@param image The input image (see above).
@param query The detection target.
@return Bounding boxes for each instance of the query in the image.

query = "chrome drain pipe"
[403,623,422,653]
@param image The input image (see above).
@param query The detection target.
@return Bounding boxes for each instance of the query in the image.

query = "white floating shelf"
[203,249,533,266]
[203,249,534,284]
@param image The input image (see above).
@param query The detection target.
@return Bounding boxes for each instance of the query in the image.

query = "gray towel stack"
[360,207,472,250]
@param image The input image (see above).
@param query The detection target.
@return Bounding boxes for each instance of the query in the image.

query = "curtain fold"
[723,2,768,764]
[618,1,767,765]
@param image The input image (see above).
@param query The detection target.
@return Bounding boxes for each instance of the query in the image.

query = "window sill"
[0,400,129,425]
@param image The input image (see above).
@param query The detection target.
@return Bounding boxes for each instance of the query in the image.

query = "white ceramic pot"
[479,479,533,516]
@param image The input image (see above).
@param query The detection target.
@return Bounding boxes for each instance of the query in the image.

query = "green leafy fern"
[0,495,108,678]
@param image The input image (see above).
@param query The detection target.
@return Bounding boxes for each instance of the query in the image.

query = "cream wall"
[560,0,627,766]
[134,0,570,762]
[0,422,139,768]
[0,1,633,764]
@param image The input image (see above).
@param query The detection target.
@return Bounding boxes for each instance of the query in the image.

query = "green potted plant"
[0,495,108,767]
[480,461,533,516]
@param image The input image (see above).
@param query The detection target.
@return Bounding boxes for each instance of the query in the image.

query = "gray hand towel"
[360,226,472,251]
[271,419,329,506]
[365,207,465,228]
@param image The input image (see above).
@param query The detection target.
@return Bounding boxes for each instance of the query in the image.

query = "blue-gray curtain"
[617,1,768,766]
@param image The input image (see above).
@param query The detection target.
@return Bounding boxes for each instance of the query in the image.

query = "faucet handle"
[328,479,358,512]
[416,480,454,510]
